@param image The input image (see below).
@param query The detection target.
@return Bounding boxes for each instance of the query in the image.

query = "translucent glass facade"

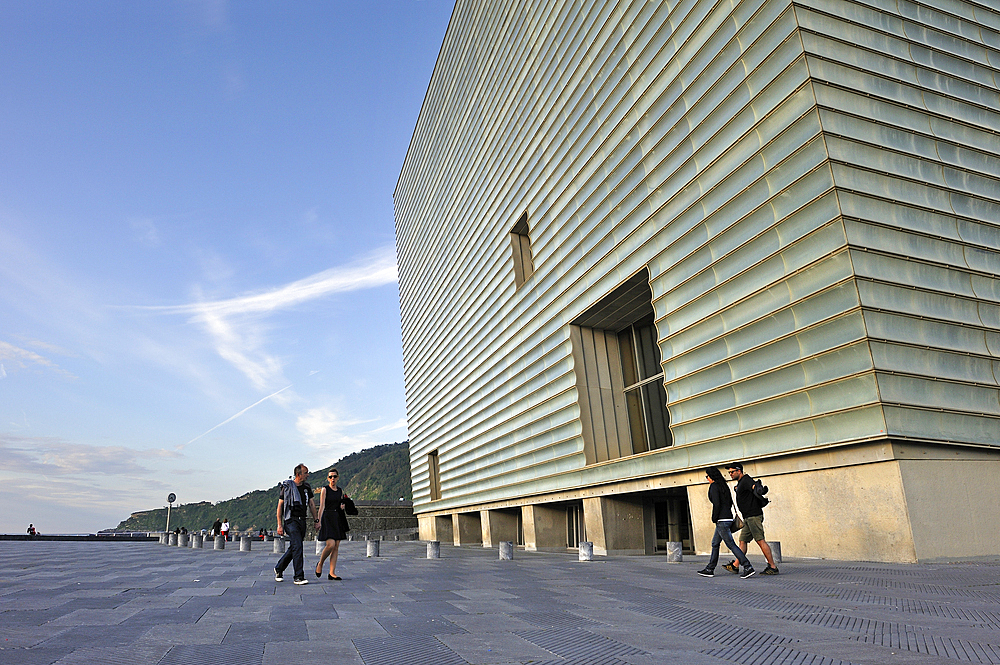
[395,0,1000,542]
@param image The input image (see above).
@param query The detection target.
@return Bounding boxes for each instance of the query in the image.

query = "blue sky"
[0,1,454,533]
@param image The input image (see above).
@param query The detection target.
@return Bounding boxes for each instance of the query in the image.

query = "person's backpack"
[752,477,770,507]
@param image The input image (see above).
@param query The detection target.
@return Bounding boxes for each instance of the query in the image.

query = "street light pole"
[165,493,176,533]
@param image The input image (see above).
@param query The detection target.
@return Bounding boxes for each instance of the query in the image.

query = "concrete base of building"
[414,440,1000,563]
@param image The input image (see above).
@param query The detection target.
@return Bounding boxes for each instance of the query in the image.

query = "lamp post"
[165,493,176,533]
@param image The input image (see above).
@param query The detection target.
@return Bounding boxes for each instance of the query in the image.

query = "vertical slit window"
[509,212,534,288]
[427,450,441,501]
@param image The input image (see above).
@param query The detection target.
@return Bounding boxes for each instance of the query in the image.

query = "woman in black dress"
[315,468,349,580]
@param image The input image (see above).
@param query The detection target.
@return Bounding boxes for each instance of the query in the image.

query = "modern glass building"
[394,0,1000,562]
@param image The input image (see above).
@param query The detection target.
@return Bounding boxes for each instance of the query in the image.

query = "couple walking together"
[274,464,355,585]
[699,462,779,579]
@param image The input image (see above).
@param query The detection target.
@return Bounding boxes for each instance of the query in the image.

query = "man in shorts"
[723,463,779,575]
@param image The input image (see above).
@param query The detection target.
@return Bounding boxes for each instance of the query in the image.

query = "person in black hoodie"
[698,467,755,578]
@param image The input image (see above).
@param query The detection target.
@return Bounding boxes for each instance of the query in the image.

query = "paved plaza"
[2,540,1000,665]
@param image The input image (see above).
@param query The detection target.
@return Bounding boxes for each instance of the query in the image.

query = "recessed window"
[570,269,672,464]
[427,450,441,501]
[509,212,534,288]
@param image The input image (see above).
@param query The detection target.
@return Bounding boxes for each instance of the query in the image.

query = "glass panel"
[619,329,638,387]
[634,320,662,381]
[640,379,672,449]
[625,388,648,454]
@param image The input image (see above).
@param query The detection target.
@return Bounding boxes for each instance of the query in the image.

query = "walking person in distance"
[697,467,755,578]
[315,468,351,580]
[274,464,320,585]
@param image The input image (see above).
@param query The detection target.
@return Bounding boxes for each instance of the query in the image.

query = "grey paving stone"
[222,620,309,644]
[437,631,560,663]
[262,639,365,665]
[443,613,540,634]
[158,642,264,665]
[305,617,388,640]
[49,643,171,665]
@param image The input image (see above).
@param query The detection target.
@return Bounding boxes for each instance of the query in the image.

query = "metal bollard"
[177,533,189,548]
[367,540,380,557]
[315,538,324,555]
[192,534,203,548]
[666,541,683,563]
[240,536,252,552]
[214,535,225,550]
[499,541,514,560]
[427,541,440,559]
[579,541,594,561]
[767,541,782,564]
[273,537,286,554]
[168,533,178,546]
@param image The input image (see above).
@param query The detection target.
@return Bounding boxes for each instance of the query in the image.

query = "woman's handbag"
[729,513,744,533]
[343,497,359,516]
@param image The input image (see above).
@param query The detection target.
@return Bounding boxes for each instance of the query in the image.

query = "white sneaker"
[293,578,309,585]
[274,569,283,582]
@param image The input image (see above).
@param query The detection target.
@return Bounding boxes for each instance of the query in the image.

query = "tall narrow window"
[570,269,672,464]
[509,212,534,287]
[427,450,441,501]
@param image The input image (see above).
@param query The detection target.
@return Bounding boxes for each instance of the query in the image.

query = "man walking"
[274,464,320,585]
[724,462,780,575]
[212,518,222,537]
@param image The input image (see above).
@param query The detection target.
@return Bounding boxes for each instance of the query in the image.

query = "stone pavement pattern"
[2,541,1000,665]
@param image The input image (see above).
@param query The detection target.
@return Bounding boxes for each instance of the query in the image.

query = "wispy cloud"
[140,246,398,318]
[0,340,75,379]
[132,246,397,391]
[296,408,406,457]
[0,434,180,477]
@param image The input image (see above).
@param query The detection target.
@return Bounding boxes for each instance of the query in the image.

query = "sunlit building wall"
[395,0,1000,562]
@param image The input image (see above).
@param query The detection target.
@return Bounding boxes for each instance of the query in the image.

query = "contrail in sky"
[183,384,293,447]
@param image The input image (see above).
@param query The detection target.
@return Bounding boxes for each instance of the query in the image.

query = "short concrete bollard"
[427,541,440,559]
[168,533,178,546]
[367,540,380,557]
[273,537,286,554]
[767,541,782,564]
[240,536,251,552]
[192,534,203,548]
[579,541,594,561]
[499,541,514,560]
[315,538,324,555]
[214,535,225,550]
[666,541,683,563]
[177,533,189,548]
[264,534,273,542]
[159,533,168,545]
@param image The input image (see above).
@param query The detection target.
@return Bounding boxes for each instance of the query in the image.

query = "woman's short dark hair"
[704,467,726,483]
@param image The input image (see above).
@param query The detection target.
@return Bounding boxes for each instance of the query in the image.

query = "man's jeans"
[706,520,751,571]
[275,518,306,580]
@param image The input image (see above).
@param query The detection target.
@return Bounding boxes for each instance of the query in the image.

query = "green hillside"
[114,441,410,533]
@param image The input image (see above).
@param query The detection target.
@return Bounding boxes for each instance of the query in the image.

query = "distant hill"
[113,441,410,533]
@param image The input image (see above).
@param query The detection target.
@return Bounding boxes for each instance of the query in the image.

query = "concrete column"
[666,542,683,562]
[315,538,324,555]
[427,541,440,558]
[239,536,251,552]
[273,537,286,554]
[214,535,225,550]
[452,513,482,547]
[481,509,519,548]
[582,496,645,556]
[499,541,514,560]
[579,541,594,561]
[159,533,168,545]
[434,515,453,544]
[192,534,203,548]
[168,533,178,546]
[177,534,189,547]
[367,540,380,557]
[522,504,567,552]
[768,541,782,564]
